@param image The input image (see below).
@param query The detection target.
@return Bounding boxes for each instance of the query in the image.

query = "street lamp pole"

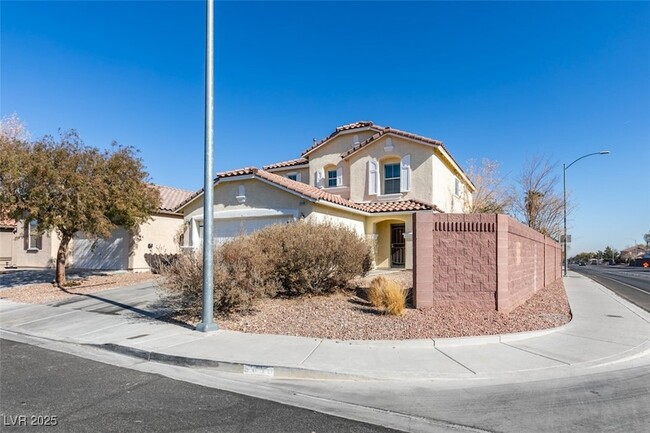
[196,0,218,332]
[563,151,610,277]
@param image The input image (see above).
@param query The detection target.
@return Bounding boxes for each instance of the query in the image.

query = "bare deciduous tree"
[513,156,564,239]
[463,158,514,214]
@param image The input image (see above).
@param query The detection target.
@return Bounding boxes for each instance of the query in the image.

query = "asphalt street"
[571,264,650,311]
[0,339,397,433]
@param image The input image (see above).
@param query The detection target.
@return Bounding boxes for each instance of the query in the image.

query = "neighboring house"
[177,121,476,270]
[0,185,193,271]
[620,245,646,262]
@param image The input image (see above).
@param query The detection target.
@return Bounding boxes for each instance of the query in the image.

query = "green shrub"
[367,276,407,316]
[252,220,373,296]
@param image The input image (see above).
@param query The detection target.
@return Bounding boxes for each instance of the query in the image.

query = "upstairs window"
[327,169,338,187]
[288,174,298,181]
[384,163,401,194]
[454,178,462,197]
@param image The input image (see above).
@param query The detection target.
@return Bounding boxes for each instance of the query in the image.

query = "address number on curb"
[243,365,274,377]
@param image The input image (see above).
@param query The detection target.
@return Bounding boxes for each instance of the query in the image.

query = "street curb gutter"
[92,343,367,381]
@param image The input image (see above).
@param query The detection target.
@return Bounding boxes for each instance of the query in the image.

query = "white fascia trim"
[265,164,309,173]
[314,200,369,217]
[189,208,299,222]
[434,147,476,192]
[217,174,256,183]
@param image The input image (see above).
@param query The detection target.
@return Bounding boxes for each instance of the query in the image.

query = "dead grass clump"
[367,276,407,316]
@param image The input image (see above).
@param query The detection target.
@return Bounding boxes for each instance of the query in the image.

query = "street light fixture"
[563,151,610,277]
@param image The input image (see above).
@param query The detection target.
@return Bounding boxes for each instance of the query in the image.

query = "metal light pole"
[563,151,610,277]
[196,0,218,332]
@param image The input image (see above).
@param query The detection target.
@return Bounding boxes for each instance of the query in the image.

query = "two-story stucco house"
[177,121,475,270]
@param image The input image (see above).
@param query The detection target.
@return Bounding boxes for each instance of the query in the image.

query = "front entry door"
[390,224,405,268]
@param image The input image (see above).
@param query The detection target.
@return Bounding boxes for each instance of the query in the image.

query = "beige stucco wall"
[347,136,435,204]
[430,148,469,213]
[265,167,310,184]
[129,213,184,272]
[181,178,311,246]
[184,178,306,220]
[306,204,366,237]
[364,214,413,270]
[307,130,376,188]
[12,222,57,268]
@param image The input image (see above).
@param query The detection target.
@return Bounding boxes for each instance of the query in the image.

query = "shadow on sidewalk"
[59,287,194,330]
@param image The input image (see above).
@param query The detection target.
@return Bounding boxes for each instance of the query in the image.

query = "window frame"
[327,169,338,188]
[383,162,401,195]
[27,220,42,251]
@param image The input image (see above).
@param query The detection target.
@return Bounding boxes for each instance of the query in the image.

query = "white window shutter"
[296,172,302,182]
[315,169,324,188]
[400,154,411,192]
[368,159,378,195]
[336,167,343,186]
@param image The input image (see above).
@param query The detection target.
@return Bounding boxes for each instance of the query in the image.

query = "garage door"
[214,216,292,245]
[71,227,129,270]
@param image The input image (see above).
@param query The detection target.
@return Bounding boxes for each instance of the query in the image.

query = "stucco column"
[365,234,379,269]
[190,218,200,249]
[404,215,414,270]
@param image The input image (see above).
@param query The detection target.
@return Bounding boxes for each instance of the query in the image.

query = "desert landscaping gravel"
[2,270,571,340]
[216,272,571,340]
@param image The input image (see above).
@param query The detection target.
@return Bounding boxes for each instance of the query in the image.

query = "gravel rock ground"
[1,270,571,340]
[216,271,572,340]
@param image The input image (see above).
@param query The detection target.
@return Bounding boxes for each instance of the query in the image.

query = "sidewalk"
[1,272,648,381]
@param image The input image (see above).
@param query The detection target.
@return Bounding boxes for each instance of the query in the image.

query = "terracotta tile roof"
[301,121,377,156]
[0,219,16,229]
[340,126,443,158]
[174,166,442,215]
[359,200,442,213]
[263,158,309,170]
[151,185,195,213]
[254,169,440,214]
[253,169,367,211]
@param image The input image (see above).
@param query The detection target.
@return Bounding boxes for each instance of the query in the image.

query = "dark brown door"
[390,224,405,268]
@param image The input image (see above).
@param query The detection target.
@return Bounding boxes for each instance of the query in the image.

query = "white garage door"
[214,216,292,245]
[71,227,129,270]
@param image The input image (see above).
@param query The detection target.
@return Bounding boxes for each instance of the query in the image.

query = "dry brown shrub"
[367,276,407,316]
[160,236,276,315]
[160,220,372,316]
[252,220,373,296]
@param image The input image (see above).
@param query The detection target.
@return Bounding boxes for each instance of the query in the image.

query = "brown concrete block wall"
[413,212,562,312]
[413,213,498,310]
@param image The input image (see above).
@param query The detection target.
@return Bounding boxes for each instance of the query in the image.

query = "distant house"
[0,185,193,272]
[620,245,646,262]
[176,121,476,270]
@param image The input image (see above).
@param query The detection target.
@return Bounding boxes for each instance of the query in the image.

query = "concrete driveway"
[0,268,123,289]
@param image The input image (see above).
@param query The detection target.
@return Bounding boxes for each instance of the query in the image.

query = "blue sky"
[1,1,649,255]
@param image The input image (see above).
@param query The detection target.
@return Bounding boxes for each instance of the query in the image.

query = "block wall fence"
[412,213,561,312]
